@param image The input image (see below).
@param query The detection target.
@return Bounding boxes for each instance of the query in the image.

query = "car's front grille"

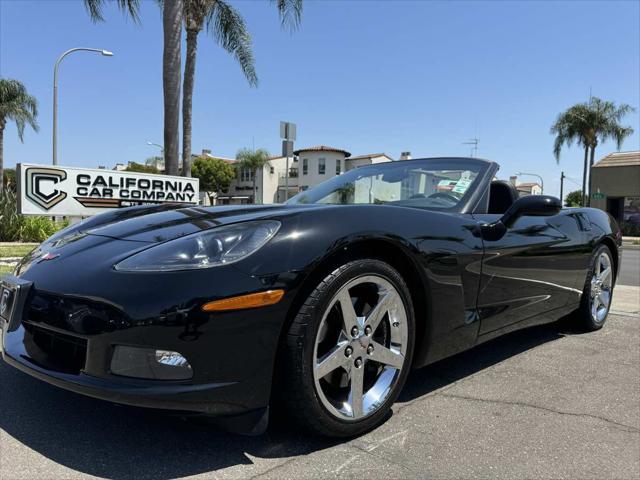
[23,323,87,374]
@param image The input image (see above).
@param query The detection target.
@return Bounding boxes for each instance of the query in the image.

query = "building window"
[270,166,275,174]
[336,159,341,175]
[318,158,326,175]
[240,167,254,182]
[302,158,308,175]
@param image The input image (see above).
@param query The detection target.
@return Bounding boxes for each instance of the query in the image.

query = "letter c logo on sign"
[24,167,68,211]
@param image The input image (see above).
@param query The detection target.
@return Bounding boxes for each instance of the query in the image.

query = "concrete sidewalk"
[611,285,640,316]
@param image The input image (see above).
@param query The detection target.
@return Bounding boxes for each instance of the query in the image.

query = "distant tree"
[564,190,583,208]
[236,148,270,204]
[191,155,236,204]
[0,78,39,192]
[125,162,160,174]
[551,97,634,207]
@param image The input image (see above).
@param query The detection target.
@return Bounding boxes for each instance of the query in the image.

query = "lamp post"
[146,141,165,171]
[53,48,114,165]
[515,171,544,194]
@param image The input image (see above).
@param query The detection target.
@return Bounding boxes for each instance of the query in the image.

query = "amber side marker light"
[202,290,285,312]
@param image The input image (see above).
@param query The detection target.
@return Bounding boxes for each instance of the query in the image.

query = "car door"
[473,211,585,336]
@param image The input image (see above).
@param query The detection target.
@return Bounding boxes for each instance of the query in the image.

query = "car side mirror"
[481,195,562,240]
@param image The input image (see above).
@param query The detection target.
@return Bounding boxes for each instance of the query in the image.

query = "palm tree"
[551,103,592,206]
[83,0,182,175]
[236,148,270,204]
[163,0,183,175]
[180,0,302,178]
[84,0,302,178]
[583,98,634,206]
[551,98,634,206]
[0,79,39,193]
[181,0,256,178]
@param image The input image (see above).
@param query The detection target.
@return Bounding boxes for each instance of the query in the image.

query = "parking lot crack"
[438,392,640,433]
[248,457,299,480]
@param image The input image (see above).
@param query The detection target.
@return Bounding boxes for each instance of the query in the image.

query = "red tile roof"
[293,145,351,157]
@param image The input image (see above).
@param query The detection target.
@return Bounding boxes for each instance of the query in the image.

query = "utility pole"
[280,121,296,202]
[560,171,565,205]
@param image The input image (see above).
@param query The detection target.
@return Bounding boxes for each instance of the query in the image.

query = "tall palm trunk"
[252,170,257,204]
[0,121,4,193]
[587,145,597,207]
[163,0,183,176]
[181,27,199,178]
[581,145,589,207]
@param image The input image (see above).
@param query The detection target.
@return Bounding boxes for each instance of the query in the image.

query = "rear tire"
[281,259,415,437]
[573,244,615,331]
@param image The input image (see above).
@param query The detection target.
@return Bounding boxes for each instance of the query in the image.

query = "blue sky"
[1,0,639,198]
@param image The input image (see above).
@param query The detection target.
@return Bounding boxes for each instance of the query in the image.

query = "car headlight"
[115,220,280,272]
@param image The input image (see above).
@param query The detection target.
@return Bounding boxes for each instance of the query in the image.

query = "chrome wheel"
[313,275,408,421]
[590,251,613,323]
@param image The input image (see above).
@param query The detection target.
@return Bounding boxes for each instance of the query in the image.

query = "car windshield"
[287,158,487,211]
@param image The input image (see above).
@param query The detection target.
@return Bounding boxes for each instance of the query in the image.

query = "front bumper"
[0,258,294,430]
[2,328,238,413]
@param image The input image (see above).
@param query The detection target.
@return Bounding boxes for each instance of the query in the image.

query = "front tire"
[282,259,415,437]
[573,244,615,331]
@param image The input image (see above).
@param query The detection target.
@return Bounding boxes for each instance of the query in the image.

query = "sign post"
[17,163,199,216]
[280,121,296,202]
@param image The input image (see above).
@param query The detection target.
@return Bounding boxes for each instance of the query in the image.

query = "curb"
[0,242,38,247]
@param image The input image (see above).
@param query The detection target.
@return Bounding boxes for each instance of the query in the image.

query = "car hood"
[74,204,326,243]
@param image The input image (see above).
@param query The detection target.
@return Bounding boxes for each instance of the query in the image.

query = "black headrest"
[488,180,519,214]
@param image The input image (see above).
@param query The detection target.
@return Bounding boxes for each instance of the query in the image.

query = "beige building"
[590,151,640,225]
[508,176,543,196]
[516,182,543,196]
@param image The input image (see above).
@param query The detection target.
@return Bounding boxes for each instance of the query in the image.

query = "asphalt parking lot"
[1,272,639,479]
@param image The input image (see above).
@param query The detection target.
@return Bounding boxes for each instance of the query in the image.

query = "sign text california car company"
[17,163,200,216]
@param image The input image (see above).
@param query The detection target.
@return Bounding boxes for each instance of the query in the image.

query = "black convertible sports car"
[0,157,621,437]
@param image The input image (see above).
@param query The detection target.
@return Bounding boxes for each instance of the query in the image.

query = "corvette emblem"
[38,252,60,262]
[0,289,10,316]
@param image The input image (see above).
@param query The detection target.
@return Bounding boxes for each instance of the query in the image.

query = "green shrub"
[620,221,640,237]
[20,216,67,242]
[0,189,23,241]
[0,189,69,242]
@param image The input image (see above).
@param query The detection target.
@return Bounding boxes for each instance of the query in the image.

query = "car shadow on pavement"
[0,323,564,479]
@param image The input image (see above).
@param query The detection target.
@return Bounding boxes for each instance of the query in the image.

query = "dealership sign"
[17,163,199,216]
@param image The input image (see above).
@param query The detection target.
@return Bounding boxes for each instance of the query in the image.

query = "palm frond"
[82,0,140,23]
[0,78,39,142]
[208,0,258,87]
[83,0,105,22]
[271,0,303,31]
[118,0,141,23]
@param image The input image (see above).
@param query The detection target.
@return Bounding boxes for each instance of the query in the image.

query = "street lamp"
[146,141,164,151]
[53,48,114,165]
[146,141,165,170]
[515,171,544,194]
